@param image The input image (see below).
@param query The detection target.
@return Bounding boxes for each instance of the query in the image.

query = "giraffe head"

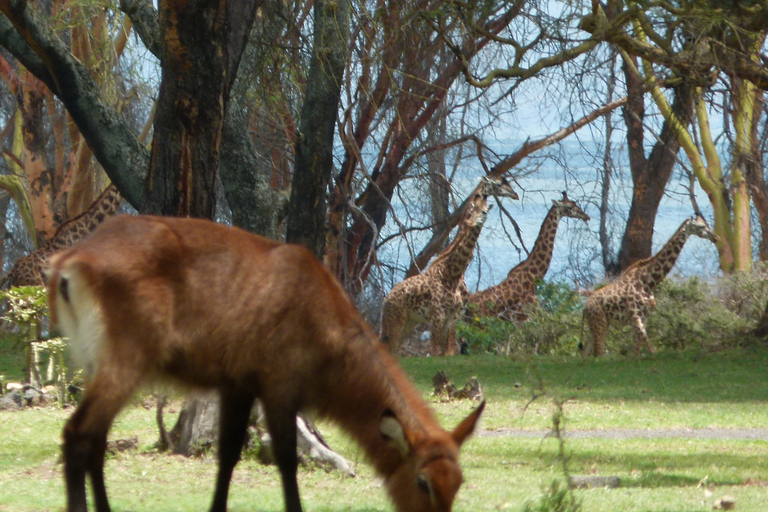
[478,176,519,201]
[553,192,590,223]
[684,214,718,243]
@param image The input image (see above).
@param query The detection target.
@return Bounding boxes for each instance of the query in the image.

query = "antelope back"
[47,215,364,389]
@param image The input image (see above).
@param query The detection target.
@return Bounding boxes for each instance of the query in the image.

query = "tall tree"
[286,0,349,257]
[144,0,260,217]
[0,0,261,217]
[612,56,694,274]
[0,0,135,248]
[581,0,768,273]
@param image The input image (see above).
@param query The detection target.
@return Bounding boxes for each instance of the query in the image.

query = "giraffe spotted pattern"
[380,176,518,356]
[466,192,589,322]
[1,184,122,288]
[581,214,718,357]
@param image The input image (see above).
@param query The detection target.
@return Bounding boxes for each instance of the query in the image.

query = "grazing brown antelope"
[45,215,484,512]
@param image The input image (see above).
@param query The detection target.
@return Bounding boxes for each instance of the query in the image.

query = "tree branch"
[490,96,628,176]
[119,0,162,58]
[0,0,148,209]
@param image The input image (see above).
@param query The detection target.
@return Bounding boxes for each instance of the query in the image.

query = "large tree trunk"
[19,69,55,246]
[609,56,693,276]
[220,96,281,238]
[286,0,349,259]
[144,0,259,217]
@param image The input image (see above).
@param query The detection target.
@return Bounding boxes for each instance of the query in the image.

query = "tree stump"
[432,371,484,401]
[161,393,354,474]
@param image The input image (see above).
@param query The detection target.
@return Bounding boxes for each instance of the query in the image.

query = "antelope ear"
[452,400,485,447]
[381,411,411,457]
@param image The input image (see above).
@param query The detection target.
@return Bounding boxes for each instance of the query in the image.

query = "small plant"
[0,286,70,405]
[523,479,581,512]
[522,369,581,512]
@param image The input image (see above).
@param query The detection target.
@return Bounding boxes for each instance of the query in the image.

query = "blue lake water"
[376,139,722,293]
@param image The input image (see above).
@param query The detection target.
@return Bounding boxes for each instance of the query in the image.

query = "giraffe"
[465,192,590,322]
[380,176,518,356]
[1,184,122,288]
[580,214,718,357]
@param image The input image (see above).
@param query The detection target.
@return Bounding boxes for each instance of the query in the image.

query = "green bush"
[714,262,768,321]
[457,315,518,355]
[458,272,768,357]
[0,286,70,404]
[648,277,748,351]
[458,281,585,356]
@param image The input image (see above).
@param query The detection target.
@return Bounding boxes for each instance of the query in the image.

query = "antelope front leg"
[210,390,256,512]
[64,367,141,512]
[263,402,302,512]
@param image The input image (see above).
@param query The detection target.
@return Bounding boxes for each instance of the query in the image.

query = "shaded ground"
[479,427,768,440]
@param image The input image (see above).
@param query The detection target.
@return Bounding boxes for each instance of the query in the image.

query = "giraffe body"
[581,215,717,357]
[381,177,518,356]
[1,184,122,288]
[466,193,589,321]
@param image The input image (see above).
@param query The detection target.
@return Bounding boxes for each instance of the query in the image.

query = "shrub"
[457,280,585,356]
[457,315,518,355]
[713,262,768,321]
[0,286,70,405]
[648,277,747,351]
[523,479,581,512]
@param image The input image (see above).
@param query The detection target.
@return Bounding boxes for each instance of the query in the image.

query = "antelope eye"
[417,474,430,494]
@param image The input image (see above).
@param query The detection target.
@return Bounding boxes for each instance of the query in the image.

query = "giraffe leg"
[631,316,654,355]
[594,329,606,357]
[580,329,594,358]
[442,317,459,356]
[429,314,447,356]
[585,311,607,357]
[381,303,407,354]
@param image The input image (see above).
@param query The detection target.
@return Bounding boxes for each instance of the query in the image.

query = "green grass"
[2,347,768,511]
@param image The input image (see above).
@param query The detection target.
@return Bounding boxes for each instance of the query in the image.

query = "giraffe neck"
[2,185,122,289]
[49,184,122,249]
[638,224,690,289]
[513,206,562,280]
[427,220,484,287]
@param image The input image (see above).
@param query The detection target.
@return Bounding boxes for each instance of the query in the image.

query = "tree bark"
[144,0,260,217]
[612,58,693,275]
[286,0,349,258]
[220,95,281,238]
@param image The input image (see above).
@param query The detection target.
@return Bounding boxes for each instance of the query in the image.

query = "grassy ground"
[1,346,768,511]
